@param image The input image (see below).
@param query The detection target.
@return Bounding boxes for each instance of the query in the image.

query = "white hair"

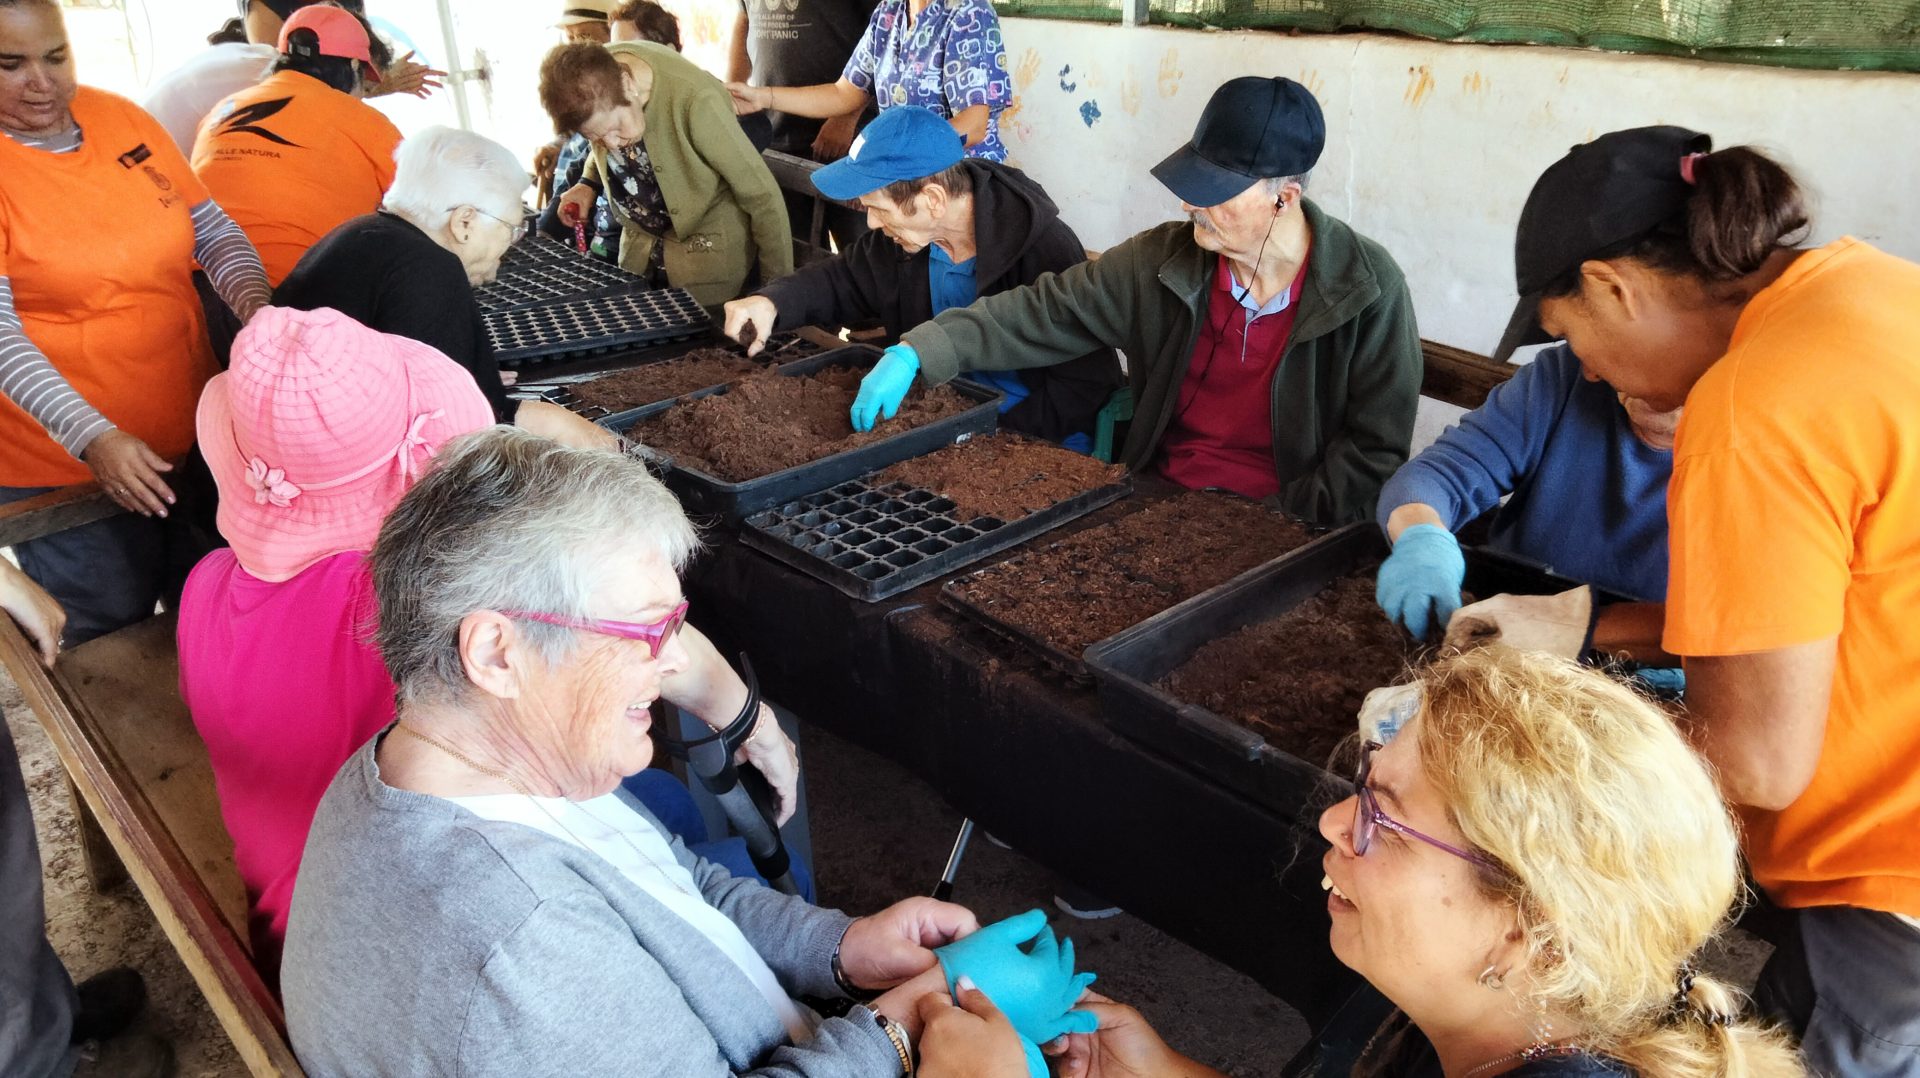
[382,125,530,233]
[1263,172,1312,197]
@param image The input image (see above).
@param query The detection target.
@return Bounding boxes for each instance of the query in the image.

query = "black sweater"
[756,160,1122,443]
[275,212,515,425]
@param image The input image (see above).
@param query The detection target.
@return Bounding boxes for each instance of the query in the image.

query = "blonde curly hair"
[1412,648,1802,1077]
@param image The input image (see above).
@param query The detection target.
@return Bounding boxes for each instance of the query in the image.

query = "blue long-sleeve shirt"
[1377,344,1672,601]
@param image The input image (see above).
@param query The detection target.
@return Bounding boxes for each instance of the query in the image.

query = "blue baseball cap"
[812,107,966,202]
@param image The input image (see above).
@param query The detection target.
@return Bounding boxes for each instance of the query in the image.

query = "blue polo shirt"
[931,245,1092,453]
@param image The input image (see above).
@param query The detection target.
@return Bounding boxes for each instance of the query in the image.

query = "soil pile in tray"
[875,434,1126,522]
[947,492,1315,655]
[568,347,767,411]
[1159,571,1414,768]
[636,365,974,481]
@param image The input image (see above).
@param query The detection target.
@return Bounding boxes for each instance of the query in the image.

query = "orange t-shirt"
[0,87,216,488]
[191,70,401,286]
[1665,238,1920,917]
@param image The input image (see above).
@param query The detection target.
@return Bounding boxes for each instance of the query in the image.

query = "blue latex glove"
[1375,523,1467,640]
[935,909,1098,1077]
[850,344,921,432]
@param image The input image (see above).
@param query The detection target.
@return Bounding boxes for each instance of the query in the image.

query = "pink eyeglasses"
[503,600,689,659]
[1353,740,1501,870]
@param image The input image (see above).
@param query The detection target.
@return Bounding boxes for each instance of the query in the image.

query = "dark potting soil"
[568,347,766,411]
[1159,570,1414,768]
[947,492,1315,654]
[635,366,974,482]
[874,434,1127,523]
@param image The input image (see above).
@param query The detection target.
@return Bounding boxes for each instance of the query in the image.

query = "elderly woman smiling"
[283,427,978,1077]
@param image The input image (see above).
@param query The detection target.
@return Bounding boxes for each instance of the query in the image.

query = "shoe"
[1052,886,1123,920]
[72,1033,175,1078]
[69,968,148,1044]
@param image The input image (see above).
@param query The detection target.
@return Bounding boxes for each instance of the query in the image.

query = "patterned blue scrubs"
[842,0,1013,161]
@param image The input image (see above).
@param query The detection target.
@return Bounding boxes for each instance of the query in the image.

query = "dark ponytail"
[1682,146,1809,280]
[272,27,361,94]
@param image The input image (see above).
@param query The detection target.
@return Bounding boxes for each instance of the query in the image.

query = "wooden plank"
[61,614,249,940]
[0,485,117,547]
[65,771,128,893]
[1421,339,1516,411]
[0,617,306,1078]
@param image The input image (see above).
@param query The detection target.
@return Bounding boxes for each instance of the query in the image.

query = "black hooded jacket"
[757,160,1123,443]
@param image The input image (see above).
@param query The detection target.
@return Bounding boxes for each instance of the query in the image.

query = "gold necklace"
[394,723,696,899]
[1461,1041,1580,1078]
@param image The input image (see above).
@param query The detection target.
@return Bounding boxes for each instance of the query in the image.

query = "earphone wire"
[1176,193,1288,425]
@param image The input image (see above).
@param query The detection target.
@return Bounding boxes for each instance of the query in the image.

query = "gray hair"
[1263,172,1312,199]
[371,427,701,709]
[382,125,530,233]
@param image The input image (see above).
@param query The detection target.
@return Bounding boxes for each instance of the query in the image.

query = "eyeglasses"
[503,600,689,659]
[457,206,528,244]
[1353,740,1500,869]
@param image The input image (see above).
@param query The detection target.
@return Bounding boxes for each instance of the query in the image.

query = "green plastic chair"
[1092,387,1134,464]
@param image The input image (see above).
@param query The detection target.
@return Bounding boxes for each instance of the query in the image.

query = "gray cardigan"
[282,735,901,1077]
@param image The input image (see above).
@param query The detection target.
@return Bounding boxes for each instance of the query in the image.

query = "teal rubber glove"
[1632,666,1687,697]
[935,909,1098,1077]
[1375,523,1467,641]
[850,344,921,432]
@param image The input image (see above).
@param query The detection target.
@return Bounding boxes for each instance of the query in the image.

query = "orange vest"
[0,87,216,487]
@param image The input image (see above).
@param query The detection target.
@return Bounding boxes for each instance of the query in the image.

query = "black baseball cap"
[1494,125,1713,361]
[1152,77,1325,209]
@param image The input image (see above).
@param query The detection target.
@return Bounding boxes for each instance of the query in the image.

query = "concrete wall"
[991,19,1920,356]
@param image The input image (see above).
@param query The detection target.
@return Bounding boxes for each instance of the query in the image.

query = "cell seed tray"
[613,345,1001,523]
[498,232,579,266]
[475,255,648,313]
[508,333,829,429]
[1083,522,1609,814]
[740,472,1133,603]
[486,289,711,369]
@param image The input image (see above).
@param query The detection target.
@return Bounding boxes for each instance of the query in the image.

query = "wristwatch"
[873,1010,915,1076]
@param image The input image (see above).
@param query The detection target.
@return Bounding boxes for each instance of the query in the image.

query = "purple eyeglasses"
[1354,740,1500,869]
[503,600,689,659]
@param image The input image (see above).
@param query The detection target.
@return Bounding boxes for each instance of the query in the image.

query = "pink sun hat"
[198,307,494,583]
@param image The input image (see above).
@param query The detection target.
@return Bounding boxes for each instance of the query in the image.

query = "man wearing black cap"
[847,76,1421,525]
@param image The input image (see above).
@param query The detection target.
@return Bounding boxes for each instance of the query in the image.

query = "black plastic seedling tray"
[937,498,1318,685]
[614,345,1002,523]
[739,472,1133,603]
[486,289,711,369]
[498,232,580,266]
[475,255,647,313]
[510,333,828,429]
[1083,522,1608,813]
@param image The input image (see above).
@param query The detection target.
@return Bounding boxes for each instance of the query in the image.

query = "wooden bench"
[0,488,305,1077]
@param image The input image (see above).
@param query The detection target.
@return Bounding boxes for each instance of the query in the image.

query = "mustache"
[1188,212,1215,233]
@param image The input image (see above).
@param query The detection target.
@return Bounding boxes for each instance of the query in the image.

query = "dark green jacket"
[901,200,1422,525]
[590,42,792,307]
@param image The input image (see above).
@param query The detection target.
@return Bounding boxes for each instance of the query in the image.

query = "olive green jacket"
[901,201,1422,525]
[589,42,792,307]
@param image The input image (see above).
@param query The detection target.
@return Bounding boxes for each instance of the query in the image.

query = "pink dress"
[177,549,395,985]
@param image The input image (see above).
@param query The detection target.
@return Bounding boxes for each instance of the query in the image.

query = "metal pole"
[432,0,473,131]
[932,819,975,902]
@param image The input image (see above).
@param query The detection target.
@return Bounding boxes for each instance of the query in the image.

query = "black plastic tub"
[740,472,1133,603]
[615,345,1002,522]
[1083,522,1607,813]
[486,289,711,369]
[507,333,828,428]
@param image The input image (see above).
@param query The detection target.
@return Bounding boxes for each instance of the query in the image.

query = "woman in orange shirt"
[1487,126,1920,1076]
[0,0,269,644]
